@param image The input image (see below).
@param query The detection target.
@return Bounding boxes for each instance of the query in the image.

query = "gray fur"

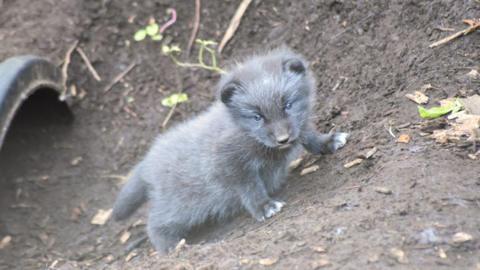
[112,47,348,254]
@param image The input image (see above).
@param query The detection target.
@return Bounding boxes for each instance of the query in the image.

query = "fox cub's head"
[218,47,316,149]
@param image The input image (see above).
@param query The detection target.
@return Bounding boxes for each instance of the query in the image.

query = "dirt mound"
[0,0,479,269]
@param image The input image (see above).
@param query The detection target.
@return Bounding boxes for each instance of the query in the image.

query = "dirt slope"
[0,0,479,269]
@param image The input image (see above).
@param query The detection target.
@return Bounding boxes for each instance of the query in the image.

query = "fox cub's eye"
[284,102,293,110]
[253,113,263,122]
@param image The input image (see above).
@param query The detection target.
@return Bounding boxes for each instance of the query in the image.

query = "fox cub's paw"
[329,132,349,152]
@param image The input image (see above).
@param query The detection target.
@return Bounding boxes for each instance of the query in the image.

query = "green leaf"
[151,34,163,41]
[418,99,463,119]
[170,45,181,53]
[161,93,189,107]
[146,23,159,36]
[133,29,147,41]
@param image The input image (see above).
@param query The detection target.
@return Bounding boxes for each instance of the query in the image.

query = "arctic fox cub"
[112,47,348,253]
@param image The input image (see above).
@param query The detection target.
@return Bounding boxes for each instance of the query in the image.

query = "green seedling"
[162,39,225,74]
[161,93,188,107]
[134,22,163,42]
[133,9,176,42]
[418,99,463,119]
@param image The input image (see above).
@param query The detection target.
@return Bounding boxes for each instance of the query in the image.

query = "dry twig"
[429,19,480,48]
[60,40,78,100]
[76,48,102,81]
[104,63,136,93]
[218,0,252,53]
[186,0,201,57]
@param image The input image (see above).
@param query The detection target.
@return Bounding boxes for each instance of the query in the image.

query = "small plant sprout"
[161,39,225,74]
[134,20,163,42]
[133,9,177,42]
[161,93,189,107]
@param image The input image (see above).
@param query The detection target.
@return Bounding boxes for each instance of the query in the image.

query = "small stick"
[429,19,480,48]
[104,63,136,93]
[161,69,184,128]
[76,48,102,81]
[60,40,78,100]
[186,0,201,57]
[161,103,177,128]
[218,0,252,53]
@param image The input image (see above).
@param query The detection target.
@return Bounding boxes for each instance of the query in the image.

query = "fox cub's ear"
[283,58,306,75]
[220,81,241,105]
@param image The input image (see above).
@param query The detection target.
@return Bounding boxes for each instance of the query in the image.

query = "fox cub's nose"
[276,134,290,144]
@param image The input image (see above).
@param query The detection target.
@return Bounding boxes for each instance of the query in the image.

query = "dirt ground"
[1,0,479,269]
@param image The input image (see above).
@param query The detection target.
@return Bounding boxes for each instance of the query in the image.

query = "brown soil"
[1,0,479,269]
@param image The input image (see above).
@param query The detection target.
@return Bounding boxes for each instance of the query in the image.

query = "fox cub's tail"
[112,166,147,220]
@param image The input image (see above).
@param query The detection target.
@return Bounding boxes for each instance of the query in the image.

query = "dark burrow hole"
[0,88,73,216]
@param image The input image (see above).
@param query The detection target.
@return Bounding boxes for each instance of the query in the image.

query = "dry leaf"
[300,165,320,176]
[390,248,408,264]
[91,209,112,225]
[438,248,447,259]
[0,235,12,249]
[374,186,392,195]
[397,134,411,143]
[120,231,131,244]
[452,232,473,243]
[70,207,83,221]
[461,94,480,114]
[258,257,279,266]
[344,158,363,168]
[406,91,429,104]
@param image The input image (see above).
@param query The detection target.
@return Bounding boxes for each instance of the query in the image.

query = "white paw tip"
[333,132,349,149]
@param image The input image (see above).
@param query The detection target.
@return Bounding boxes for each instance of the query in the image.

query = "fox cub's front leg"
[302,128,349,155]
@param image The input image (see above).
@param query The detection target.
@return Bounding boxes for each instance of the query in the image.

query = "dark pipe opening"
[0,88,72,206]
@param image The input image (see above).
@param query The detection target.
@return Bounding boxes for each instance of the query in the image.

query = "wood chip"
[367,253,379,263]
[239,258,251,265]
[389,248,408,264]
[120,231,131,244]
[312,246,327,253]
[70,156,83,166]
[0,235,12,249]
[374,186,392,195]
[397,134,411,144]
[312,258,331,268]
[361,147,377,159]
[343,158,363,168]
[174,238,186,251]
[438,248,447,259]
[406,91,429,104]
[468,154,478,160]
[288,157,304,171]
[467,69,479,79]
[91,209,112,225]
[300,165,320,176]
[452,232,473,243]
[125,250,138,262]
[258,257,278,266]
